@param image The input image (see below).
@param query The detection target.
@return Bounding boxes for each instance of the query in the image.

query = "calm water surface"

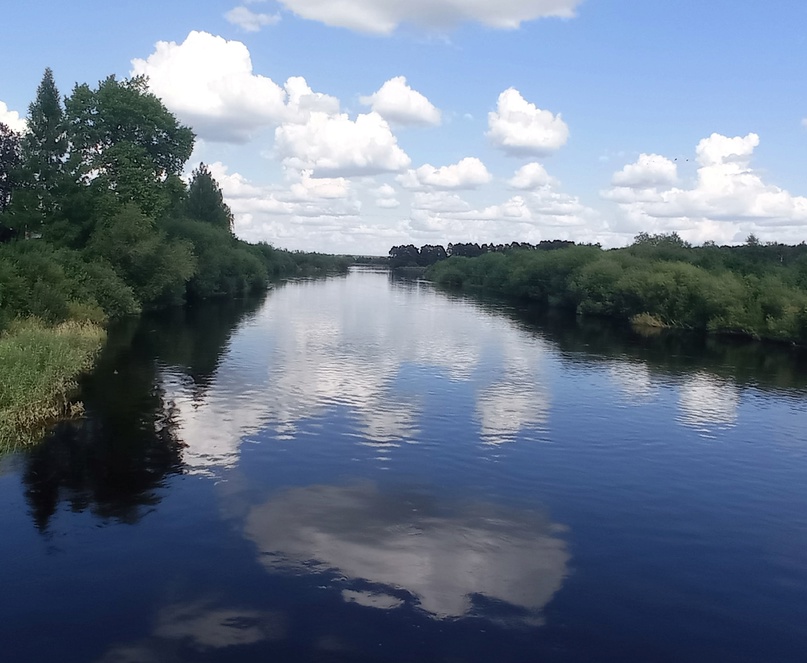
[2,268,807,662]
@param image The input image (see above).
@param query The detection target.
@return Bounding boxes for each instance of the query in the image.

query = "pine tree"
[11,68,69,234]
[0,123,21,214]
[25,68,67,185]
[185,163,234,232]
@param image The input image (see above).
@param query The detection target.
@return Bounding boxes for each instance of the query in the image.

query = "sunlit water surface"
[2,268,807,662]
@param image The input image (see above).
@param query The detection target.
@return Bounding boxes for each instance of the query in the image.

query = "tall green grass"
[0,319,105,450]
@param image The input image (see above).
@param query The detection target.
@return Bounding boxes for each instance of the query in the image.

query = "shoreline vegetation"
[0,319,105,449]
[0,69,348,450]
[388,238,807,345]
[3,69,806,448]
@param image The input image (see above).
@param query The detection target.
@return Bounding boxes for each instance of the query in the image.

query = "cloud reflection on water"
[607,361,657,401]
[162,273,555,473]
[678,372,739,430]
[476,341,550,445]
[605,360,740,435]
[97,600,287,662]
[244,481,569,623]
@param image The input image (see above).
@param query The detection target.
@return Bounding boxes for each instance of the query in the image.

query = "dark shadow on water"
[22,294,268,531]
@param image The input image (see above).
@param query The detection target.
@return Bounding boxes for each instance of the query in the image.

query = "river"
[1,267,806,662]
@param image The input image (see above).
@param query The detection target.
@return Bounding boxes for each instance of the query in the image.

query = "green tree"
[0,123,21,215]
[65,75,194,217]
[22,68,67,190]
[632,231,691,249]
[185,163,234,232]
[10,68,69,234]
[87,205,196,307]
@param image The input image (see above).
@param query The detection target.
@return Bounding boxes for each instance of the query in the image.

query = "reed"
[0,319,105,451]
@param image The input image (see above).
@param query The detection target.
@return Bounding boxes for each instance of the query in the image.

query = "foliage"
[288,250,351,276]
[0,67,353,446]
[388,240,580,269]
[0,240,139,329]
[21,68,67,192]
[389,244,420,268]
[427,236,807,344]
[8,68,69,235]
[249,242,298,278]
[164,218,265,299]
[0,69,351,317]
[87,206,196,307]
[185,163,234,231]
[0,318,105,449]
[65,75,194,217]
[0,122,21,215]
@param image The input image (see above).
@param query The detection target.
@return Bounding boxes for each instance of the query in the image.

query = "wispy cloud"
[275,0,582,35]
[225,5,280,32]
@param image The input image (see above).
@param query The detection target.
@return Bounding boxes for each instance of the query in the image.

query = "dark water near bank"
[2,268,807,663]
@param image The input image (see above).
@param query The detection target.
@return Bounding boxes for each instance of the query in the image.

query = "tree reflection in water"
[481,296,807,393]
[22,295,266,531]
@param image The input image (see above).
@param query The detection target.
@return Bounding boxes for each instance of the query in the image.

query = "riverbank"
[0,318,105,451]
[1,68,357,450]
[0,259,349,451]
[425,241,807,345]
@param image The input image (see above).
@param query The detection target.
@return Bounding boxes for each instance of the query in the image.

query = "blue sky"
[3,0,807,254]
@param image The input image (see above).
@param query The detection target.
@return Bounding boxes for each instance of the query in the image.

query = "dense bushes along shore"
[426,234,807,344]
[0,69,348,447]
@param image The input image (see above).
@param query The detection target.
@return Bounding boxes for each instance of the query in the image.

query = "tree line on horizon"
[0,69,348,332]
[424,232,807,343]
[388,240,578,268]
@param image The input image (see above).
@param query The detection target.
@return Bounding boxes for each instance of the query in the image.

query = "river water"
[2,267,807,662]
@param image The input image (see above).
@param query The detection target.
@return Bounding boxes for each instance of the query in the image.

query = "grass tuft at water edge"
[0,318,105,451]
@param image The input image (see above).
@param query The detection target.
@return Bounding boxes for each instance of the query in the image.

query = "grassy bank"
[0,319,105,451]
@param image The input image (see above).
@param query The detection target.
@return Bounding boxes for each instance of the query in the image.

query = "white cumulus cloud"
[287,170,352,201]
[274,111,411,177]
[611,153,678,188]
[509,162,557,189]
[487,88,569,156]
[184,165,418,255]
[131,31,338,143]
[210,163,367,249]
[206,161,353,210]
[0,101,26,133]
[359,76,441,126]
[276,0,582,34]
[696,132,758,167]
[132,31,286,142]
[376,198,401,209]
[283,76,341,118]
[373,183,400,208]
[603,133,807,244]
[225,6,280,32]
[398,157,492,190]
[200,161,264,198]
[403,163,605,246]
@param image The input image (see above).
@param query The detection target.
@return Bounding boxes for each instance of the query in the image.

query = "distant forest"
[388,240,578,268]
[392,234,807,343]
